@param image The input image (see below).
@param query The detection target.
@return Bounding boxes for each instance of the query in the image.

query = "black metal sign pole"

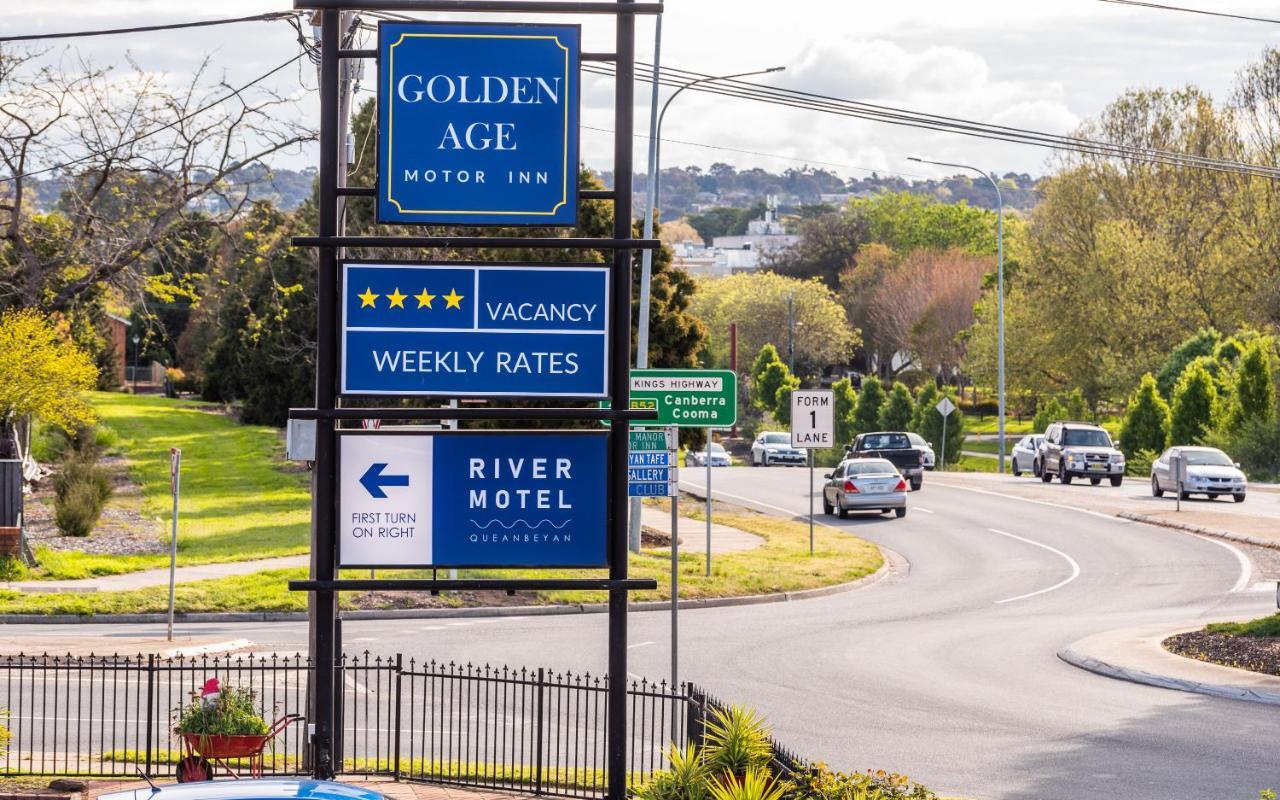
[607,3,635,799]
[309,8,340,780]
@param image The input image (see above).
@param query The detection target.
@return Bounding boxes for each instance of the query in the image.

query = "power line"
[1095,0,1280,25]
[0,51,308,185]
[0,11,298,43]
[583,61,1280,179]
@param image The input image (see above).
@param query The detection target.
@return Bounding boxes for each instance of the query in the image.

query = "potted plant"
[703,705,773,781]
[174,680,268,761]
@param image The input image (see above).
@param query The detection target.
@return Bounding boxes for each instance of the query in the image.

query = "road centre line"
[913,505,935,513]
[931,481,1252,593]
[986,528,1082,604]
[627,641,655,650]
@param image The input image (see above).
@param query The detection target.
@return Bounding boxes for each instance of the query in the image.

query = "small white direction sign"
[339,435,432,567]
[791,390,835,449]
[936,396,957,417]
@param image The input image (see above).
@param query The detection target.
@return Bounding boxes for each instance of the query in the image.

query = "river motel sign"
[377,21,581,226]
[342,263,609,398]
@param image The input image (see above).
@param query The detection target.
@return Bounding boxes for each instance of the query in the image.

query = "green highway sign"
[602,369,738,428]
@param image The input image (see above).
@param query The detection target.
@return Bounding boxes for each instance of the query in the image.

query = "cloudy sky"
[5,1,1278,181]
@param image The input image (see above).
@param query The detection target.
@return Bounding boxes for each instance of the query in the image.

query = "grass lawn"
[962,439,1006,456]
[0,503,882,614]
[964,417,1035,436]
[945,455,999,473]
[31,392,311,579]
[1206,614,1280,637]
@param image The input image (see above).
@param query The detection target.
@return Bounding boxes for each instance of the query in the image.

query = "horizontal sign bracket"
[293,1,664,14]
[292,236,660,251]
[290,407,659,422]
[289,578,659,592]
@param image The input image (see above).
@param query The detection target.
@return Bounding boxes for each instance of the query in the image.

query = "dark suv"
[1036,421,1125,486]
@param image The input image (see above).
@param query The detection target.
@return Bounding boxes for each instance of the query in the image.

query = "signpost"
[626,426,680,699]
[339,432,608,568]
[342,263,609,397]
[377,21,580,226]
[936,396,956,471]
[167,448,181,642]
[790,391,834,555]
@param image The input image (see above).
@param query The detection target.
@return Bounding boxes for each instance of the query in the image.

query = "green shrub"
[852,376,886,435]
[634,744,711,800]
[1119,374,1170,457]
[175,685,269,737]
[1169,361,1217,445]
[1204,416,1280,482]
[707,767,785,800]
[0,709,10,758]
[783,762,936,800]
[54,480,102,537]
[1125,449,1158,477]
[1032,396,1066,434]
[703,705,772,777]
[0,555,25,582]
[53,457,111,507]
[1225,338,1275,432]
[878,384,915,431]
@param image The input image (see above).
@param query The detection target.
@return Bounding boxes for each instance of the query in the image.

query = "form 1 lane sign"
[342,262,608,397]
[790,390,834,449]
[338,431,607,568]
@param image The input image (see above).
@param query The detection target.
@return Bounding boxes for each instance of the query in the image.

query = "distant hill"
[595,164,1040,220]
[23,163,318,214]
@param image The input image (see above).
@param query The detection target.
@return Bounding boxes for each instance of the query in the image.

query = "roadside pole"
[704,429,712,577]
[936,396,956,473]
[167,447,181,642]
[808,449,814,555]
[668,424,679,740]
[791,390,834,557]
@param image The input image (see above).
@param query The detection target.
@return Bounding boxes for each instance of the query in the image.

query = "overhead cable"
[0,11,298,43]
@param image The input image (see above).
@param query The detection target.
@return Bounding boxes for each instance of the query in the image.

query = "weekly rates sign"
[339,433,607,568]
[377,21,580,225]
[342,263,609,397]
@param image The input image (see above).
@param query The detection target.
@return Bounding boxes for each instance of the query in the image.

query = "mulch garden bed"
[1163,630,1280,677]
[24,456,166,557]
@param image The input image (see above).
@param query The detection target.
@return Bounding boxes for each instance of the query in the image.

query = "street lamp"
[634,64,786,369]
[131,334,140,395]
[907,156,1006,473]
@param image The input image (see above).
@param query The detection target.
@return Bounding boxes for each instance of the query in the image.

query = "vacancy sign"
[791,390,834,449]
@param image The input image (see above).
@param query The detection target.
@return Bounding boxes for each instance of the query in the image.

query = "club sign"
[377,21,581,226]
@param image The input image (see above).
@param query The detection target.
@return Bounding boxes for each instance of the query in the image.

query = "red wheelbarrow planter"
[176,714,303,781]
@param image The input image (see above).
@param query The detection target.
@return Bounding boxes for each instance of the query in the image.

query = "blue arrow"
[360,463,409,498]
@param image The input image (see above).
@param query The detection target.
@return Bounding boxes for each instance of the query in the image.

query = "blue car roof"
[99,779,386,800]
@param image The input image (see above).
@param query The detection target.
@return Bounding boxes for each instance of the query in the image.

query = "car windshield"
[1184,449,1232,466]
[845,460,897,475]
[907,433,926,446]
[1063,428,1111,447]
[861,433,910,450]
[709,443,727,454]
[763,433,789,445]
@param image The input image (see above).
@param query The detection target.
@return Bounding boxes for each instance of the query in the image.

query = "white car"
[1151,446,1247,502]
[1011,434,1044,476]
[906,432,936,470]
[751,432,806,466]
[685,441,731,467]
[822,458,909,519]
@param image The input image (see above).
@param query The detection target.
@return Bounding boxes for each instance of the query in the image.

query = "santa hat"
[200,678,221,708]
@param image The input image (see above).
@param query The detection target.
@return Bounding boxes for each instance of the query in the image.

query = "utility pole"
[787,295,795,373]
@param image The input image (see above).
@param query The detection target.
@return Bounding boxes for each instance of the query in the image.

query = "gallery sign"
[341,262,609,398]
[377,21,581,226]
[338,432,608,568]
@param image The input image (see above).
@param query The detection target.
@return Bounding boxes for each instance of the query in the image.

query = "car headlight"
[1065,453,1079,462]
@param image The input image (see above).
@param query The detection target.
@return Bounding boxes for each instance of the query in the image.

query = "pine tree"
[918,390,965,466]
[773,374,803,425]
[1156,328,1220,399]
[751,343,783,409]
[853,375,887,433]
[832,377,858,447]
[1170,361,1218,445]
[1119,373,1170,457]
[1033,396,1067,433]
[1226,338,1276,431]
[911,382,940,433]
[756,361,792,415]
[879,383,915,430]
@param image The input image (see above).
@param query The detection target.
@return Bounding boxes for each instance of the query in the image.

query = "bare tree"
[0,45,313,311]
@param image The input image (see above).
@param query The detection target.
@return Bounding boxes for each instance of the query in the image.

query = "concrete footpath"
[84,776,524,800]
[1060,622,1280,706]
[639,503,764,553]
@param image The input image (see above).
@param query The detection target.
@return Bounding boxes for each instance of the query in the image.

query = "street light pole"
[908,156,1005,473]
[131,334,140,395]
[787,294,794,373]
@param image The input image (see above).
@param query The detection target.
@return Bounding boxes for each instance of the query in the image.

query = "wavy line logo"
[470,519,571,531]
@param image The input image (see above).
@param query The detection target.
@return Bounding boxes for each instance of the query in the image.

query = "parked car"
[822,458,908,519]
[1036,421,1124,486]
[101,780,386,800]
[906,432,936,470]
[1151,446,1247,502]
[846,431,925,490]
[751,431,805,466]
[685,441,731,467]
[1010,434,1044,476]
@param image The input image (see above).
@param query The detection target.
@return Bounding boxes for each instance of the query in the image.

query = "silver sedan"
[1151,446,1247,502]
[822,458,909,519]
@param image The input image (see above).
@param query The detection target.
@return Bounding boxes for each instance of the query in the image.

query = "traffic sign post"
[936,396,956,472]
[167,448,181,642]
[790,391,834,555]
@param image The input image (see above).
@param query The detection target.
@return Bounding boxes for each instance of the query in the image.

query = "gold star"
[357,287,379,308]
[414,288,436,309]
[444,288,464,310]
[387,287,407,309]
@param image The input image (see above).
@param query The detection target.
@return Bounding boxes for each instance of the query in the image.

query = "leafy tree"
[911,383,940,433]
[832,377,858,446]
[0,309,98,445]
[1157,328,1221,399]
[918,390,965,465]
[1064,388,1089,421]
[772,373,803,425]
[1119,374,1171,457]
[849,191,1000,255]
[852,375,887,434]
[755,361,792,414]
[685,203,765,243]
[1225,338,1276,431]
[1033,396,1067,434]
[751,344,782,394]
[878,383,915,430]
[1170,361,1218,445]
[762,212,869,288]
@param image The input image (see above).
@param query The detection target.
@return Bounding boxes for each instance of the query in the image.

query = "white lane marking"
[933,482,1253,594]
[913,506,935,514]
[677,483,865,531]
[986,527,1082,604]
[628,640,655,650]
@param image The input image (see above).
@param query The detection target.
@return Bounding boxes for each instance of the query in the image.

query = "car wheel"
[1090,477,1101,485]
[823,497,834,515]
[837,495,850,519]
[894,507,907,518]
[1039,461,1052,483]
[1012,461,1022,477]
[1110,475,1123,487]
[1234,493,1246,503]
[1179,489,1191,500]
[1059,463,1072,485]
[1151,475,1163,497]
[910,476,923,491]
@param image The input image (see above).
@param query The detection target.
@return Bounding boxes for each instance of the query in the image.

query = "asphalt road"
[8,468,1277,799]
